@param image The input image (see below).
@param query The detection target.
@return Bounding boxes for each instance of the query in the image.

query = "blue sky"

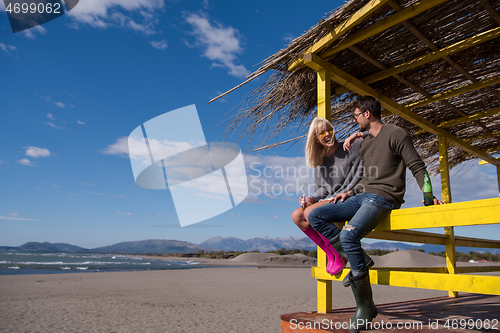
[1,0,499,249]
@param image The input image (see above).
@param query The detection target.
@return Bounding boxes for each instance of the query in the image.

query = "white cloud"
[54,101,65,108]
[102,136,197,161]
[46,113,55,120]
[88,192,106,196]
[8,212,19,217]
[0,42,17,53]
[77,120,85,125]
[0,215,38,221]
[24,146,51,158]
[156,214,165,218]
[196,192,227,200]
[117,194,130,199]
[84,182,96,186]
[22,26,47,40]
[283,34,296,43]
[116,211,132,216]
[17,159,36,167]
[185,13,250,78]
[151,39,168,50]
[67,0,163,34]
[46,122,65,130]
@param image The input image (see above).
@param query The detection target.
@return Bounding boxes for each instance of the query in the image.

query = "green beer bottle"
[423,171,433,206]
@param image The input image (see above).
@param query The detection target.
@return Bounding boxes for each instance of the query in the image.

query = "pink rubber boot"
[302,226,347,275]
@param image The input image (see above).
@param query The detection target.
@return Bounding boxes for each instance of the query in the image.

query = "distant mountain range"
[1,237,499,255]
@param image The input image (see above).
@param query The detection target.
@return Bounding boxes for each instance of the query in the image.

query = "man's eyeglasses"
[317,128,334,138]
[353,111,364,120]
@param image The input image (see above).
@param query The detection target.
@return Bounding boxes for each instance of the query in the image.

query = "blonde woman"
[292,117,363,275]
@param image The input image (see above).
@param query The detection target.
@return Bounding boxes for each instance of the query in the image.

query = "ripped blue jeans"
[308,193,394,272]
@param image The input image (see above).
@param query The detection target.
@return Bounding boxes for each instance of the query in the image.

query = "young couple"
[292,96,443,332]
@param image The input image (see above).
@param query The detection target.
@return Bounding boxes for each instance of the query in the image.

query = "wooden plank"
[313,269,500,295]
[367,229,500,248]
[406,75,500,110]
[416,107,500,134]
[335,26,500,93]
[288,0,390,71]
[320,0,449,61]
[303,53,500,166]
[375,197,500,230]
[282,294,500,333]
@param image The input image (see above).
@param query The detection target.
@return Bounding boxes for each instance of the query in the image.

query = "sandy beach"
[0,259,451,333]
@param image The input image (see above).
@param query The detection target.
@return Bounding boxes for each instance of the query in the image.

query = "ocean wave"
[1,261,153,266]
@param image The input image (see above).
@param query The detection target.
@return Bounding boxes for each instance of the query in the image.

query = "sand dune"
[373,250,446,267]
[229,252,276,263]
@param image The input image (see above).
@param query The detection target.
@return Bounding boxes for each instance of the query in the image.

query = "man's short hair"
[352,96,382,119]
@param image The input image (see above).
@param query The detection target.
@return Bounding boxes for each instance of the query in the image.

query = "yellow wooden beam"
[317,70,331,121]
[288,0,390,71]
[313,265,500,279]
[313,269,500,295]
[465,129,500,143]
[368,229,500,248]
[317,279,332,313]
[320,0,449,61]
[316,246,332,313]
[373,197,500,230]
[407,75,500,110]
[415,107,500,134]
[335,26,500,94]
[445,226,458,297]
[439,136,452,203]
[303,53,500,166]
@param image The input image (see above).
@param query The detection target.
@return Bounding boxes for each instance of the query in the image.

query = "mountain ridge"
[1,237,499,255]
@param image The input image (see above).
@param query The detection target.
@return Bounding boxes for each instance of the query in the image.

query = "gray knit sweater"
[354,124,427,208]
[312,140,363,202]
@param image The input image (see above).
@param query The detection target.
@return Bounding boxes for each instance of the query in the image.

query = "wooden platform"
[281,294,500,332]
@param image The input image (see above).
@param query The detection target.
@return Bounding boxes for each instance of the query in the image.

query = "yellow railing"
[313,198,500,313]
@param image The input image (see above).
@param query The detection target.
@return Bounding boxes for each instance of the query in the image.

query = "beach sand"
[0,264,449,333]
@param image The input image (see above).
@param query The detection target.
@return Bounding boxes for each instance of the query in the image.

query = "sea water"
[0,251,214,275]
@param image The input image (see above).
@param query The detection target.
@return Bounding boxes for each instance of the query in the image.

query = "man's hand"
[329,192,351,203]
[421,197,446,205]
[343,132,362,151]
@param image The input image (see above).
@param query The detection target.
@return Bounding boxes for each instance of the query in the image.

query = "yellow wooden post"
[317,70,331,121]
[316,67,332,313]
[497,166,500,197]
[317,252,332,313]
[439,136,458,298]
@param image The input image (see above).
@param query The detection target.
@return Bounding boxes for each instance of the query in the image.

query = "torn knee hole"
[345,225,356,230]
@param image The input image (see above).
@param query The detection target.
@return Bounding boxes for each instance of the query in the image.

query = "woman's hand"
[328,192,352,203]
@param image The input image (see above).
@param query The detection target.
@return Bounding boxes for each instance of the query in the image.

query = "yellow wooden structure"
[295,0,500,313]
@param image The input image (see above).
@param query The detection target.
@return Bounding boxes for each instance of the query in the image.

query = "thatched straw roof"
[215,0,500,173]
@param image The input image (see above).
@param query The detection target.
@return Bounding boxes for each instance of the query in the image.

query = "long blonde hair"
[305,117,335,168]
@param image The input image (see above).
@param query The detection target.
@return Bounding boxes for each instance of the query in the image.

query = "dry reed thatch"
[217,0,500,174]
